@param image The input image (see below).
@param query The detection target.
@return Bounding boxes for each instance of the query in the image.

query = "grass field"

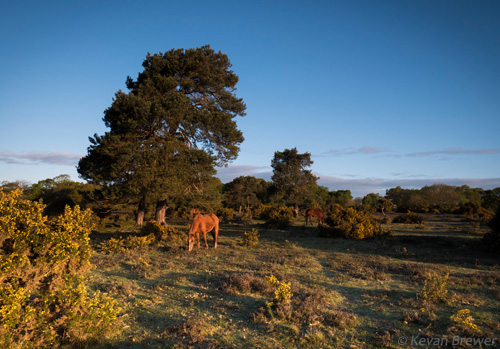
[87,214,499,348]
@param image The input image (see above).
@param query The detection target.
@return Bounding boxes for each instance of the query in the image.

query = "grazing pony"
[188,209,219,251]
[305,208,325,225]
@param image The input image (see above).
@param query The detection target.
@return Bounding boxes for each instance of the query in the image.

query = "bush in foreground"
[0,189,120,348]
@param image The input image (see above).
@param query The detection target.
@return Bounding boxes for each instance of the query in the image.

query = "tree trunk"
[136,196,146,226]
[155,199,168,225]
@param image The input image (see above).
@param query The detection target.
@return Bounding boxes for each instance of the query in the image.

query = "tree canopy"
[78,46,246,224]
[270,148,318,209]
[222,176,269,212]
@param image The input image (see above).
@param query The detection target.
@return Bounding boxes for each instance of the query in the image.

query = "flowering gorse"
[418,273,449,302]
[266,207,295,229]
[240,229,260,247]
[0,188,120,347]
[267,275,293,306]
[450,309,481,335]
[100,234,154,254]
[319,204,392,239]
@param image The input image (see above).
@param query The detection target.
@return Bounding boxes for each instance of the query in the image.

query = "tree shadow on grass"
[97,268,270,348]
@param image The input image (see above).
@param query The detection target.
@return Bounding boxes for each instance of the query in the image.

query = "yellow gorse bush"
[319,204,391,239]
[418,273,449,303]
[267,274,293,306]
[141,220,184,245]
[100,237,126,254]
[0,188,120,348]
[450,309,481,335]
[100,234,155,254]
[266,206,295,229]
[240,228,260,247]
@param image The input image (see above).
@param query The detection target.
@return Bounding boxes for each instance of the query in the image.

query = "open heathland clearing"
[87,214,499,348]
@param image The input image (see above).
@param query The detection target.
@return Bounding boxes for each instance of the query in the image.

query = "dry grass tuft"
[218,272,272,296]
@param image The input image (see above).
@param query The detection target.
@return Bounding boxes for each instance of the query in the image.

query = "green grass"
[86,214,499,348]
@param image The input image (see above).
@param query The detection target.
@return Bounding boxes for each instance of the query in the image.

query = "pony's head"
[190,208,200,216]
[188,232,195,251]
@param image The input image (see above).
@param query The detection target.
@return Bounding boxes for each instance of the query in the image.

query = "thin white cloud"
[359,146,385,154]
[407,148,499,157]
[323,146,387,156]
[0,151,82,166]
[320,147,499,159]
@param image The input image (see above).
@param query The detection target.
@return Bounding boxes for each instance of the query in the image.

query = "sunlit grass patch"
[84,217,500,348]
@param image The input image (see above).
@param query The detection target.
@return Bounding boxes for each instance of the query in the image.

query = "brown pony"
[305,208,325,225]
[188,209,219,251]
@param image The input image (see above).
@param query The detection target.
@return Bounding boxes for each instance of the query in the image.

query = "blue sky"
[1,0,499,198]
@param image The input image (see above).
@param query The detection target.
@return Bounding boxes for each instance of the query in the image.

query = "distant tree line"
[2,174,499,223]
[2,147,499,252]
[385,184,500,217]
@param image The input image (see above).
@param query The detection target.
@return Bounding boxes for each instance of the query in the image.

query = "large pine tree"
[78,46,246,224]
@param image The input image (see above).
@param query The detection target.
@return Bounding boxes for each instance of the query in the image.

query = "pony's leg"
[197,232,201,249]
[203,232,208,249]
[214,224,218,249]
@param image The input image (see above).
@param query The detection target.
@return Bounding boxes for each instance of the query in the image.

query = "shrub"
[141,220,182,241]
[319,205,392,239]
[254,203,274,220]
[459,203,495,222]
[418,273,449,303]
[126,234,155,249]
[266,206,295,229]
[217,207,235,222]
[253,278,358,335]
[322,309,358,329]
[380,216,392,224]
[450,309,481,336]
[266,275,293,305]
[264,275,293,321]
[0,189,120,348]
[100,237,126,254]
[219,273,271,295]
[393,211,423,224]
[482,208,500,256]
[141,219,164,237]
[240,228,260,247]
[238,207,253,224]
[100,234,154,254]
